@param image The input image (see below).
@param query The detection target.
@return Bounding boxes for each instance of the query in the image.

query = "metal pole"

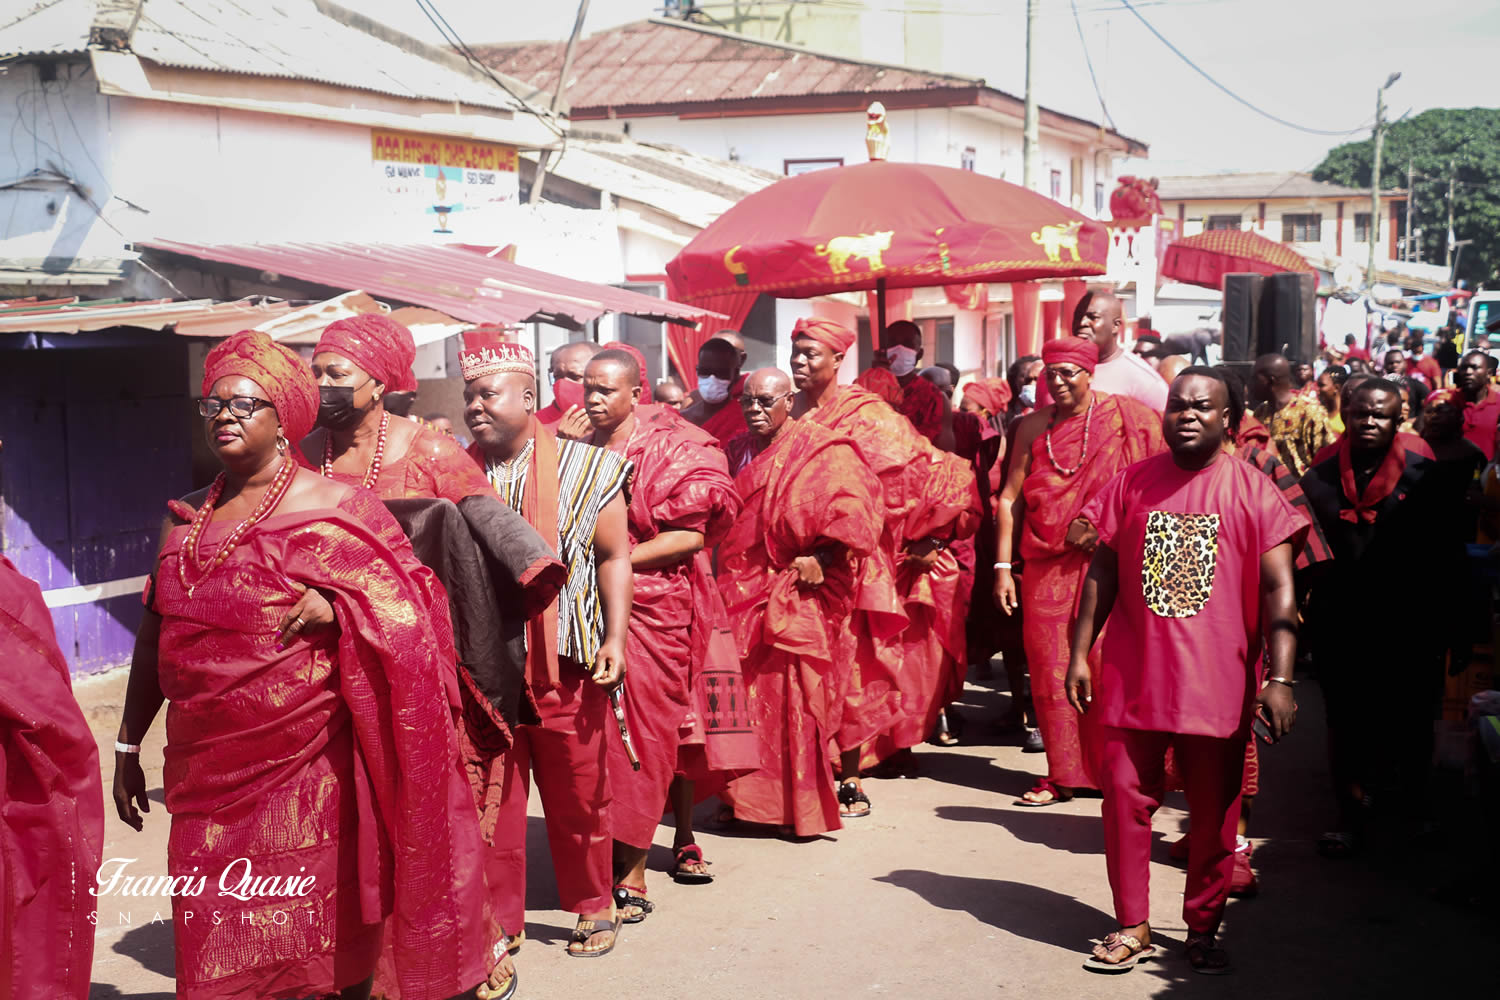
[1406,159,1415,263]
[1366,85,1384,288]
[1446,160,1456,271]
[876,278,888,346]
[528,0,591,205]
[1023,0,1040,192]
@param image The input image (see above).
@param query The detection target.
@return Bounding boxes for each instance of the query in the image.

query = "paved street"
[79,664,1490,1000]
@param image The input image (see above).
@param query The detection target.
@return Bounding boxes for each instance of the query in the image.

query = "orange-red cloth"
[792,316,857,354]
[1041,336,1098,373]
[0,557,102,1000]
[315,423,493,503]
[153,490,495,1000]
[1020,392,1165,788]
[597,404,738,848]
[1463,392,1500,460]
[202,329,319,443]
[1234,413,1272,450]
[698,398,749,444]
[962,378,1012,417]
[720,419,885,835]
[855,366,903,406]
[854,367,950,443]
[317,314,417,389]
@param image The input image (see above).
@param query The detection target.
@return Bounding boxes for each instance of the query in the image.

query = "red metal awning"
[0,296,291,335]
[137,240,725,329]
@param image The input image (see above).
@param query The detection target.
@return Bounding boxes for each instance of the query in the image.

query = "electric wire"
[1070,0,1116,132]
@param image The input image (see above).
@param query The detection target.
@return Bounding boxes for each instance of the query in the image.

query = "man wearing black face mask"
[301,315,491,503]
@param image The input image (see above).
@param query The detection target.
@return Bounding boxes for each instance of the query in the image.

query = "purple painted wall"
[1,340,192,674]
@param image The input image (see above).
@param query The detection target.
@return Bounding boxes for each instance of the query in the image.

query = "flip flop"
[478,966,518,1000]
[502,929,524,954]
[566,913,621,959]
[671,844,715,885]
[1083,932,1155,974]
[612,883,654,924]
[838,779,872,818]
[1014,781,1072,808]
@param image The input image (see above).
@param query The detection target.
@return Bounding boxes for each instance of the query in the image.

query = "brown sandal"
[1083,931,1155,973]
[1186,933,1231,975]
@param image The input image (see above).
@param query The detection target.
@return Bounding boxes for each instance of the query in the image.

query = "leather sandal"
[1083,931,1155,973]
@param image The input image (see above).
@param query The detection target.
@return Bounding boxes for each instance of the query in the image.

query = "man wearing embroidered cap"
[301,314,492,504]
[786,317,979,812]
[460,332,636,959]
[994,337,1165,807]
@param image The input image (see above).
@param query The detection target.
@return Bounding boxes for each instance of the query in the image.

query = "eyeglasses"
[197,396,275,419]
[1046,366,1086,380]
[740,391,791,411]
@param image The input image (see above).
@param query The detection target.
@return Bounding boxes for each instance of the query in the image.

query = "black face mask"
[383,391,416,418]
[317,385,366,431]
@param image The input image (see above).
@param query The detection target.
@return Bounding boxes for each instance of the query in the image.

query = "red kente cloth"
[1463,392,1500,461]
[855,368,948,443]
[599,404,739,848]
[698,397,749,445]
[0,557,103,1000]
[1083,452,1308,739]
[313,423,493,503]
[802,386,933,747]
[153,490,495,1000]
[1020,392,1165,787]
[720,418,886,835]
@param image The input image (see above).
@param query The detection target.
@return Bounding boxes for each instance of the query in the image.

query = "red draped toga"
[0,557,103,1000]
[855,368,948,443]
[601,404,739,849]
[1020,392,1165,788]
[311,423,492,503]
[152,489,496,1000]
[720,419,886,835]
[698,398,749,445]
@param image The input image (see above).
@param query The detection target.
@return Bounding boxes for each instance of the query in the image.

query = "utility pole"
[528,0,591,205]
[1023,0,1040,192]
[1406,159,1414,262]
[1445,160,1456,271]
[1367,72,1399,287]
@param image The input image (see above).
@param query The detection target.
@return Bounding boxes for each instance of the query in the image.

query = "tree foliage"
[1313,108,1500,287]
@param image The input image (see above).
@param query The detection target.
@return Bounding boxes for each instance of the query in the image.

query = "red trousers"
[488,660,613,933]
[1095,725,1244,936]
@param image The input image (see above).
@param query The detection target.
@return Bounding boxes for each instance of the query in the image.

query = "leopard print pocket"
[1141,511,1220,619]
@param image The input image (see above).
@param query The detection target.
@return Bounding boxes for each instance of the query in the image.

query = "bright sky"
[365,0,1498,177]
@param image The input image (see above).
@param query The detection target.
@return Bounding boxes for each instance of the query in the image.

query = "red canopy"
[1160,229,1315,289]
[666,161,1109,301]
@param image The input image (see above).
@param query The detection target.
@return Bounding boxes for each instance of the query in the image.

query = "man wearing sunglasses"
[680,337,747,445]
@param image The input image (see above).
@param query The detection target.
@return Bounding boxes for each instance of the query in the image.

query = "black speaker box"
[1221,273,1263,364]
[1260,272,1317,363]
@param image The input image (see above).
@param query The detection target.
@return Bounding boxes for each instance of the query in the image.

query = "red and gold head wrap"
[962,377,1013,416]
[458,328,535,383]
[314,315,416,389]
[202,330,319,443]
[1042,337,1098,374]
[791,316,856,355]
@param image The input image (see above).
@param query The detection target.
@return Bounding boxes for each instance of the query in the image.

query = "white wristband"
[115,741,141,754]
[994,562,1013,570]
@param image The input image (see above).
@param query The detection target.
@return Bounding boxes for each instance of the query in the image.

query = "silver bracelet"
[1266,676,1295,687]
[114,741,141,754]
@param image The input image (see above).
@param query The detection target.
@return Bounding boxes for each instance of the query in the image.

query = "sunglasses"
[197,396,275,419]
[740,391,791,411]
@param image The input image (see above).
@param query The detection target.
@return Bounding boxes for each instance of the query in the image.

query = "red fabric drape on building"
[1061,279,1088,341]
[1042,300,1063,343]
[663,279,757,390]
[1012,281,1042,358]
[944,282,989,313]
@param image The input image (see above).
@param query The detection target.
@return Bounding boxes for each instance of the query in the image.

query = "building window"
[1095,182,1105,216]
[1354,212,1373,243]
[1206,214,1242,231]
[961,147,976,171]
[1049,169,1062,201]
[1281,213,1322,243]
[783,158,843,176]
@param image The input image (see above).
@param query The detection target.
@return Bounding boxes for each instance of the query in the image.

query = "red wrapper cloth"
[599,404,739,848]
[719,419,886,835]
[962,378,1012,418]
[1020,392,1165,788]
[1041,336,1098,374]
[0,556,103,1000]
[791,316,857,354]
[316,314,417,389]
[203,329,319,444]
[855,368,949,443]
[308,423,493,505]
[152,490,497,1000]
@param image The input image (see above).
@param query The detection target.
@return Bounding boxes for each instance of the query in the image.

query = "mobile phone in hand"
[1252,712,1274,745]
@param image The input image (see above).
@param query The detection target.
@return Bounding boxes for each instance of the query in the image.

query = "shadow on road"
[876,870,1111,953]
[89,986,174,1000]
[110,920,175,979]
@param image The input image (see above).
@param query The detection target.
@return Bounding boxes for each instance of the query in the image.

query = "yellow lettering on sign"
[372,128,517,172]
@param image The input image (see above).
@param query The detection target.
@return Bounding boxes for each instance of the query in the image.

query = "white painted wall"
[1168,196,1398,263]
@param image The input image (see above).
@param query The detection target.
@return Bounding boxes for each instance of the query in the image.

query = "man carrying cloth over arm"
[462,335,634,960]
[1066,367,1304,975]
[580,348,740,921]
[720,369,888,835]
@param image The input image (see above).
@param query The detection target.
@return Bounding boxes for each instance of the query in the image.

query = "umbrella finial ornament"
[866,102,890,161]
[724,244,749,286]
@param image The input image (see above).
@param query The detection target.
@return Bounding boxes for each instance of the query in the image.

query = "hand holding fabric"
[275,582,338,648]
[791,555,824,587]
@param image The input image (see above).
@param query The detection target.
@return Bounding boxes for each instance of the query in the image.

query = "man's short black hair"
[1356,377,1403,401]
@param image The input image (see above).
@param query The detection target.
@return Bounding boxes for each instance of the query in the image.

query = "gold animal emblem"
[724,244,748,285]
[814,231,893,275]
[1031,221,1083,263]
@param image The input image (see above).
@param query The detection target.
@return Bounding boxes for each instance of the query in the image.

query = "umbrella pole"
[876,278,887,344]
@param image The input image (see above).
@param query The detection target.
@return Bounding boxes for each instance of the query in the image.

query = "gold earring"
[276,432,288,454]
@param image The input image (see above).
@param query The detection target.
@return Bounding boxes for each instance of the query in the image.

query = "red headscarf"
[202,330,319,443]
[601,340,653,402]
[315,315,417,389]
[1041,337,1098,374]
[962,377,1012,416]
[791,317,856,355]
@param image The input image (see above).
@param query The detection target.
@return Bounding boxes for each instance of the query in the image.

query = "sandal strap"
[675,844,705,863]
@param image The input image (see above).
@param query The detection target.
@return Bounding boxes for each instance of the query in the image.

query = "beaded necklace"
[177,456,296,599]
[488,438,535,488]
[322,411,389,489]
[1045,395,1096,477]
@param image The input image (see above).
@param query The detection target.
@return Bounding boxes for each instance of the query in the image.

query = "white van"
[1464,291,1500,356]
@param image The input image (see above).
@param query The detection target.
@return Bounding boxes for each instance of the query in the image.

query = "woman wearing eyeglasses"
[111,331,500,1000]
[993,338,1164,808]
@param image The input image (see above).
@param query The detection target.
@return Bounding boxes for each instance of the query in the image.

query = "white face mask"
[1019,383,1037,408]
[698,374,732,405]
[886,345,919,377]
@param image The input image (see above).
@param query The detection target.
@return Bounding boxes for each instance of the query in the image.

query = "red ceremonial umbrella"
[1160,229,1316,289]
[665,161,1108,383]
